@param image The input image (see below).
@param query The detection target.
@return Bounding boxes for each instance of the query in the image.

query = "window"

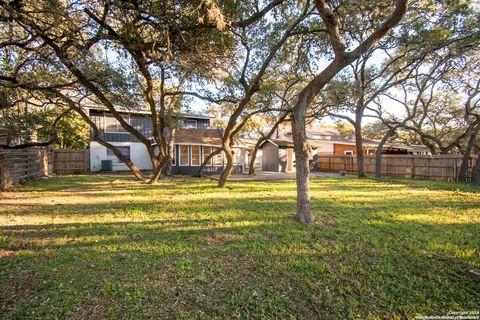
[182,119,197,129]
[105,114,129,133]
[344,150,354,155]
[107,146,130,163]
[203,146,213,165]
[179,145,189,166]
[191,145,200,166]
[131,116,146,135]
[214,147,223,166]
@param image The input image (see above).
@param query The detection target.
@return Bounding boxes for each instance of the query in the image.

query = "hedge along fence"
[317,154,478,182]
[0,148,89,190]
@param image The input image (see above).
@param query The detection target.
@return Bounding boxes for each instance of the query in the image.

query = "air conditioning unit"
[101,160,113,172]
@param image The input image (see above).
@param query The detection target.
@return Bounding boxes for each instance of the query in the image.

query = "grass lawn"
[0,174,479,319]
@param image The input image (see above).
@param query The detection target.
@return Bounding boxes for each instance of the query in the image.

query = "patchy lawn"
[0,174,479,319]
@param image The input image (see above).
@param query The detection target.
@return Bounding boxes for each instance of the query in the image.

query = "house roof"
[173,129,223,146]
[260,137,431,152]
[262,138,319,149]
[86,105,212,120]
[268,139,295,147]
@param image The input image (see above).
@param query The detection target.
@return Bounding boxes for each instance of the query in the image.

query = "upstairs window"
[105,114,129,133]
[182,119,197,129]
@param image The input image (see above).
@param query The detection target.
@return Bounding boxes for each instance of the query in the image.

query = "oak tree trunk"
[375,131,392,178]
[472,155,480,184]
[165,130,176,176]
[459,125,480,182]
[291,102,313,223]
[354,123,366,177]
[248,142,262,175]
[218,144,234,188]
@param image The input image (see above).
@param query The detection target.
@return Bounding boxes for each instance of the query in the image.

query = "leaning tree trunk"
[375,131,393,177]
[458,125,480,182]
[248,139,264,175]
[99,141,146,181]
[354,123,366,178]
[94,138,146,181]
[218,143,234,188]
[291,102,313,223]
[196,148,222,177]
[148,158,168,184]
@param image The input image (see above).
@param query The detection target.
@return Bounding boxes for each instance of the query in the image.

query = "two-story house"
[88,107,248,175]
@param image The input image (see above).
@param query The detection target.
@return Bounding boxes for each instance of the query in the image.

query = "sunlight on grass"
[395,213,479,224]
[0,174,479,319]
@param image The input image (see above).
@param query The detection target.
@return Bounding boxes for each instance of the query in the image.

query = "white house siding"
[90,141,153,172]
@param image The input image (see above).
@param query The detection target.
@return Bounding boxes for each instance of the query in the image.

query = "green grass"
[0,174,479,319]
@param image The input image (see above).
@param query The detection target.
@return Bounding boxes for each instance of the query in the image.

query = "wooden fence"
[317,154,478,182]
[53,149,89,174]
[0,147,51,190]
[0,148,89,190]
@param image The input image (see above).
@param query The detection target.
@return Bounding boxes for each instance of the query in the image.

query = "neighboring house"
[330,141,431,156]
[88,107,248,174]
[259,123,431,172]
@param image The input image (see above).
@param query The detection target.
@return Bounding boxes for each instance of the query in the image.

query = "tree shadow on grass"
[1,201,479,319]
[1,174,479,319]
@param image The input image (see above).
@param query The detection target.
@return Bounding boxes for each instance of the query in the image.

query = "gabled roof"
[269,139,295,147]
[86,105,212,120]
[261,138,318,149]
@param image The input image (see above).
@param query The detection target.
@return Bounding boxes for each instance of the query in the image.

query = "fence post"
[453,157,457,181]
[0,151,4,191]
[85,149,89,174]
[411,156,415,179]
